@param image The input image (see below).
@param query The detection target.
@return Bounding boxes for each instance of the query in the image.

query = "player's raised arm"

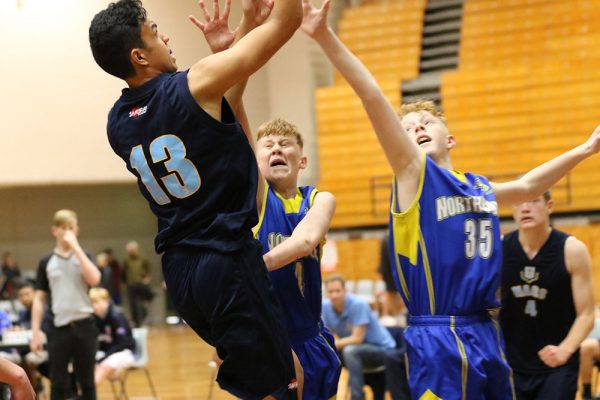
[187,0,302,115]
[189,0,275,110]
[301,0,422,203]
[491,126,600,206]
[263,191,335,271]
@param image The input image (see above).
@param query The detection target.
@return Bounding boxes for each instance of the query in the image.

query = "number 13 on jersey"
[130,134,201,205]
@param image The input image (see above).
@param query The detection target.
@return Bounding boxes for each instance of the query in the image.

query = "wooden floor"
[96,325,234,400]
[93,325,358,400]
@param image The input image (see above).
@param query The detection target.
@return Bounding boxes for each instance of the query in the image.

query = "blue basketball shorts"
[292,326,341,400]
[162,240,296,400]
[405,314,515,400]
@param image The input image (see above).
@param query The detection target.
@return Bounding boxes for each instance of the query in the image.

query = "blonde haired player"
[301,1,600,398]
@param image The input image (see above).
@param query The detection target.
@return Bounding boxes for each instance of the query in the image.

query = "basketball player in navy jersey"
[89,0,302,398]
[253,118,341,400]
[301,0,600,398]
[500,192,594,400]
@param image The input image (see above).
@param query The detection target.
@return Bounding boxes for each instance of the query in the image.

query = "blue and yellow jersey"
[254,185,323,343]
[389,154,501,316]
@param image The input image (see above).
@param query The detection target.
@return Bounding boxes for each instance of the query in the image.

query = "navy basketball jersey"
[107,72,258,253]
[500,229,576,372]
[254,185,323,342]
[389,154,502,316]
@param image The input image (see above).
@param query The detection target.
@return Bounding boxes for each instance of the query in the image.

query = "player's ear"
[130,48,148,68]
[446,134,456,150]
[299,155,308,170]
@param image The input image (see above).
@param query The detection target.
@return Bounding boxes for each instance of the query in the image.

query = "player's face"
[325,281,346,308]
[512,196,552,229]
[139,19,177,73]
[401,111,455,159]
[17,287,34,309]
[51,223,79,239]
[92,298,110,318]
[256,135,307,186]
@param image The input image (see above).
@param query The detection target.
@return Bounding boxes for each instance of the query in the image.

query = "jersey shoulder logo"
[129,105,148,119]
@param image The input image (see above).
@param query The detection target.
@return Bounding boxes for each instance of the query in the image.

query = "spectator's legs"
[580,338,600,399]
[342,344,386,400]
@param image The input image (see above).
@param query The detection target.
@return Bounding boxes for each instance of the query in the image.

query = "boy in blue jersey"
[254,118,341,400]
[89,0,302,398]
[301,0,600,398]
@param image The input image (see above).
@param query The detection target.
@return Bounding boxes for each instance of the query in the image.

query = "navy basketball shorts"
[162,240,295,399]
[292,326,341,400]
[512,361,579,400]
[405,314,515,400]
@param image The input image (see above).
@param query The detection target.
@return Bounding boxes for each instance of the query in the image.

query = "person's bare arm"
[0,358,35,400]
[335,324,366,350]
[187,0,302,119]
[63,231,101,286]
[263,192,335,271]
[538,236,595,368]
[30,290,47,353]
[301,0,422,211]
[491,126,600,206]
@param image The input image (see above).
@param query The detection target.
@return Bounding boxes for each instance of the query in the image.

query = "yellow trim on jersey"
[275,188,303,214]
[309,188,319,207]
[449,169,467,183]
[418,230,436,315]
[252,181,269,239]
[450,316,468,400]
[404,349,410,381]
[309,189,328,248]
[390,152,437,312]
[492,318,517,400]
[419,389,442,400]
[394,252,411,302]
[390,152,426,265]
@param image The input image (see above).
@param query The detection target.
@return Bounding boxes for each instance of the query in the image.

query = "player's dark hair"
[542,191,552,202]
[324,274,346,288]
[89,0,147,80]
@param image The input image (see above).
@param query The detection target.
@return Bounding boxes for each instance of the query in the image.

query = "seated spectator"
[11,282,51,395]
[90,288,135,384]
[322,275,395,400]
[580,337,600,399]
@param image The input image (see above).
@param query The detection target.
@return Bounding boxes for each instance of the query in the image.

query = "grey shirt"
[36,252,95,327]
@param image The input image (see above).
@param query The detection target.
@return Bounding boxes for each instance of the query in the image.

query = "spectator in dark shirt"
[1,252,21,300]
[90,288,136,384]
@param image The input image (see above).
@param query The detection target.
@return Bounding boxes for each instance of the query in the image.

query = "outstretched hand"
[300,0,331,38]
[584,125,600,155]
[189,0,236,53]
[242,0,275,28]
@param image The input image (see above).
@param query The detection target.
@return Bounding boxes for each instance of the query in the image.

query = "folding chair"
[110,327,158,399]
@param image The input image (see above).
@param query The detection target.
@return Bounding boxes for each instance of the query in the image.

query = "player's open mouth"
[270,159,287,167]
[417,135,431,145]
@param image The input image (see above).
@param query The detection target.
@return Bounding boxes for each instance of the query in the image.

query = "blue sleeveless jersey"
[254,185,323,341]
[107,72,258,253]
[389,154,502,316]
[255,185,341,399]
